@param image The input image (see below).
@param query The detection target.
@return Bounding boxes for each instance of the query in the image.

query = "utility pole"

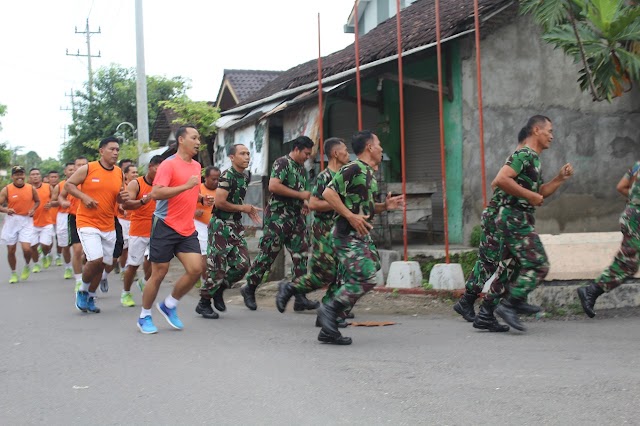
[60,90,76,115]
[135,0,149,147]
[66,19,101,102]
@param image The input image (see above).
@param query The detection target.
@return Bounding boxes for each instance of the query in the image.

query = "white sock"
[101,271,109,280]
[11,269,16,273]
[164,295,179,309]
[65,263,71,268]
[122,290,130,295]
[74,274,82,282]
[80,281,90,292]
[88,292,96,298]
[140,308,152,319]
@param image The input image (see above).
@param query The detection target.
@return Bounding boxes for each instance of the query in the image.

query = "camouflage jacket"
[495,146,542,212]
[624,161,640,206]
[312,168,337,225]
[214,167,249,222]
[268,155,308,213]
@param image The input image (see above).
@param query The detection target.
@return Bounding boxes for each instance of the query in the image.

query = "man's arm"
[323,187,372,236]
[65,165,95,208]
[0,187,13,214]
[50,184,60,207]
[268,178,310,201]
[492,165,543,207]
[617,175,632,197]
[123,180,144,210]
[151,175,199,200]
[539,163,573,198]
[29,186,40,217]
[309,196,333,212]
[374,192,405,213]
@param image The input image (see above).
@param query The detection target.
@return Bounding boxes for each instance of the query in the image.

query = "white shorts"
[78,227,117,265]
[0,214,34,246]
[127,236,150,266]
[194,220,208,255]
[56,212,70,247]
[32,224,54,246]
[118,218,131,249]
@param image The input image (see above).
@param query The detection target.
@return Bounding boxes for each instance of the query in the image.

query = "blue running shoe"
[157,302,183,330]
[75,291,88,312]
[86,296,101,313]
[137,316,158,334]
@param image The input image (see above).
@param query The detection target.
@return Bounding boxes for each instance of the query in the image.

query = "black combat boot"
[240,284,258,311]
[453,291,478,322]
[514,301,542,315]
[473,302,509,332]
[275,280,296,313]
[212,287,226,312]
[318,329,352,345]
[195,298,219,319]
[344,310,355,319]
[293,293,320,311]
[577,283,605,318]
[495,297,526,331]
[317,300,349,337]
[315,315,347,328]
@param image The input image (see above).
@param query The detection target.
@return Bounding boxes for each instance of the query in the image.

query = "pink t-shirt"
[153,155,202,236]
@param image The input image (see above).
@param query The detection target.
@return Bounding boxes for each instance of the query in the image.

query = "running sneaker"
[32,264,42,273]
[137,278,145,293]
[74,281,82,293]
[86,296,100,313]
[194,278,202,289]
[63,267,73,279]
[99,278,109,293]
[121,292,135,307]
[137,316,158,334]
[20,266,31,281]
[55,256,63,267]
[114,264,121,274]
[9,272,18,284]
[75,291,88,312]
[37,245,43,255]
[157,302,184,330]
[43,255,52,269]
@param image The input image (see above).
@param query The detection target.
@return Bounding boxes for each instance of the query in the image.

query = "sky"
[0,0,355,160]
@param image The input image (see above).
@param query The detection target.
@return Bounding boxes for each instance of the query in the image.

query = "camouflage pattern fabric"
[495,206,549,300]
[493,147,543,212]
[200,218,250,298]
[624,161,640,206]
[214,167,249,222]
[268,155,309,213]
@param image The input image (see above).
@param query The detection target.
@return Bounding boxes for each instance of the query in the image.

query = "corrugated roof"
[224,69,283,103]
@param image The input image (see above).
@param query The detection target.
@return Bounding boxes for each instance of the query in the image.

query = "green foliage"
[391,288,400,297]
[82,138,159,162]
[0,103,6,132]
[39,158,63,175]
[520,0,640,101]
[63,64,187,162]
[421,280,433,291]
[469,225,482,248]
[159,97,220,140]
[0,141,11,169]
[14,150,42,172]
[413,250,478,280]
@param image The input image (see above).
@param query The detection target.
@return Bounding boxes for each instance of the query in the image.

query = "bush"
[469,225,482,248]
[413,250,478,281]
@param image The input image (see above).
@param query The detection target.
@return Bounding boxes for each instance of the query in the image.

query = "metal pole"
[435,0,450,263]
[396,0,408,261]
[317,13,325,171]
[354,0,363,131]
[135,0,150,152]
[473,0,488,207]
[85,19,93,101]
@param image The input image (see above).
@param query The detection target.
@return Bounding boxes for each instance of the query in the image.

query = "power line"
[66,18,101,102]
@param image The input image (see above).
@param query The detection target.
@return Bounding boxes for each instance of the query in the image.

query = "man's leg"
[284,214,317,311]
[142,262,170,310]
[198,220,230,318]
[7,244,17,272]
[155,252,201,330]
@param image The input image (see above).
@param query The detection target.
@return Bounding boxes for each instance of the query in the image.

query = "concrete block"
[378,250,400,281]
[387,261,423,288]
[429,263,465,290]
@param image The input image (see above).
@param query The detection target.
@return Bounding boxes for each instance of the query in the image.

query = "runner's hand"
[195,209,204,218]
[299,191,311,201]
[385,193,405,210]
[348,213,373,236]
[558,163,574,181]
[302,199,310,215]
[204,195,215,206]
[44,201,52,209]
[246,205,263,226]
[6,208,15,215]
[28,208,36,217]
[59,199,71,209]
[82,196,98,209]
[185,175,200,189]
[527,192,544,207]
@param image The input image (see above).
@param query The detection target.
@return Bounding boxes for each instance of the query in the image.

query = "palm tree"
[521,0,640,101]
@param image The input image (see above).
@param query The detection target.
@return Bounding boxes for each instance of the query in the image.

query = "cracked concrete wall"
[460,15,640,243]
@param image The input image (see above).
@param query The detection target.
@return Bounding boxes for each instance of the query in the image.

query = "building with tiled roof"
[215,69,283,111]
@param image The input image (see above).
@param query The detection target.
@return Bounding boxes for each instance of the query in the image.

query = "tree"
[63,64,188,161]
[0,103,6,132]
[0,142,11,169]
[82,138,159,163]
[15,150,42,172]
[39,158,64,174]
[521,0,640,101]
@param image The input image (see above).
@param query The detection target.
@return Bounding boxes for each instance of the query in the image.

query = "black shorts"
[68,214,80,245]
[113,217,124,259]
[149,217,200,263]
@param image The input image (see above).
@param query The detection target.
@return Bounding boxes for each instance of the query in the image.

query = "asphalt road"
[1,243,640,425]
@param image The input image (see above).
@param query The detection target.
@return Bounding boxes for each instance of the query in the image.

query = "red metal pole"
[317,13,325,171]
[435,0,450,263]
[396,0,408,261]
[473,0,487,207]
[354,0,363,131]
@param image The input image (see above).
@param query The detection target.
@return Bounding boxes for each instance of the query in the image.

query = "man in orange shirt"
[194,165,220,285]
[51,162,76,279]
[47,170,63,267]
[66,137,129,314]
[120,156,163,307]
[28,168,56,272]
[0,166,39,283]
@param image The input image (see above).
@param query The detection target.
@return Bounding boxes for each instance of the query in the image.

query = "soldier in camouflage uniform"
[275,138,351,316]
[195,144,262,319]
[241,136,319,311]
[317,131,404,345]
[578,162,640,318]
[492,115,573,331]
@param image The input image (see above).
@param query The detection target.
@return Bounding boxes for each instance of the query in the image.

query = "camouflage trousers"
[595,205,640,292]
[200,218,250,299]
[331,232,381,310]
[495,206,549,300]
[245,207,308,287]
[294,219,338,294]
[466,206,518,304]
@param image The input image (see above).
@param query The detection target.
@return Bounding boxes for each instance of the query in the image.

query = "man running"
[47,170,64,267]
[121,156,163,307]
[28,168,55,272]
[194,165,220,287]
[51,162,76,279]
[66,137,128,314]
[0,166,39,283]
[196,144,261,319]
[137,125,208,334]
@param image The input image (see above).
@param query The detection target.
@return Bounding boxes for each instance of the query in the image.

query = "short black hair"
[290,136,314,152]
[351,130,375,155]
[99,136,120,148]
[75,156,88,161]
[205,165,221,177]
[65,162,75,168]
[149,155,164,166]
[176,125,198,143]
[324,137,345,158]
[48,170,59,175]
[123,164,137,174]
[29,168,40,173]
[227,143,246,156]
[517,127,528,143]
[118,159,133,168]
[524,115,551,137]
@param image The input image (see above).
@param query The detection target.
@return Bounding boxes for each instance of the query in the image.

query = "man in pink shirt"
[137,125,212,334]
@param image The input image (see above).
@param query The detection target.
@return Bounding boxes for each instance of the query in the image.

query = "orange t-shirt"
[57,180,70,214]
[129,176,156,238]
[6,183,35,216]
[33,184,55,227]
[49,183,60,219]
[76,161,123,232]
[195,183,216,225]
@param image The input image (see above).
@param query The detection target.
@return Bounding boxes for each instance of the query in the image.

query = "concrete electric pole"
[135,0,150,147]
[66,19,101,102]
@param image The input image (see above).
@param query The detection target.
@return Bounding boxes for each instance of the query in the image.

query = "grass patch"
[412,250,478,281]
